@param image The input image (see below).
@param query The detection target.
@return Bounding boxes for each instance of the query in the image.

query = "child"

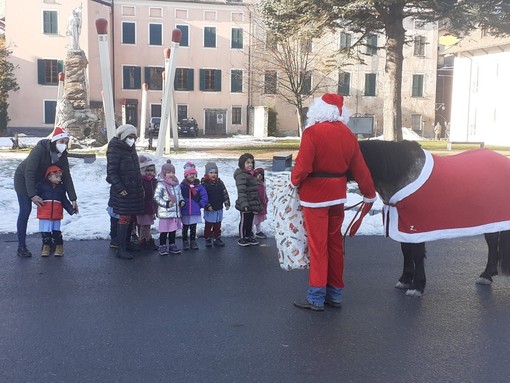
[253,167,269,239]
[201,162,230,247]
[180,163,208,250]
[153,160,184,255]
[35,165,75,256]
[234,153,261,247]
[137,154,158,251]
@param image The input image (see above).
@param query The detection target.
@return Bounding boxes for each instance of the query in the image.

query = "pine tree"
[0,36,20,136]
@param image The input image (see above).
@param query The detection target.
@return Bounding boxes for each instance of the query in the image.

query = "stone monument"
[56,5,105,144]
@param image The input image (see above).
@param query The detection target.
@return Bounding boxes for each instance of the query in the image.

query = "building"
[5,0,438,138]
[445,30,510,145]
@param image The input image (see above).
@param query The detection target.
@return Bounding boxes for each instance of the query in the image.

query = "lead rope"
[343,201,366,256]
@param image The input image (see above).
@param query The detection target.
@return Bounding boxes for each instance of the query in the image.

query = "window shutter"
[134,67,142,89]
[123,67,129,89]
[145,67,152,89]
[187,69,194,90]
[57,60,64,73]
[177,25,189,47]
[37,60,46,85]
[214,70,221,91]
[199,69,205,91]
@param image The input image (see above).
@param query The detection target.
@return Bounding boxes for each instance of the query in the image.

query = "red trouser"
[303,205,345,289]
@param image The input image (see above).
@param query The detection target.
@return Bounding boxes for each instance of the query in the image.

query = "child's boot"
[41,232,52,257]
[190,240,199,250]
[52,230,64,256]
[54,244,64,257]
[116,223,134,260]
[205,238,212,247]
[146,238,159,251]
[182,239,190,250]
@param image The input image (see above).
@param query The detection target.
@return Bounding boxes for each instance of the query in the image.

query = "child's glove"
[180,201,186,207]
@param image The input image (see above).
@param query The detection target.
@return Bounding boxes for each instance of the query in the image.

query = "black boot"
[116,223,134,260]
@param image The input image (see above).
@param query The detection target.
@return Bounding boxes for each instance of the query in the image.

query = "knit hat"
[161,159,175,175]
[45,165,63,178]
[116,124,137,140]
[254,167,265,177]
[183,161,196,171]
[305,93,351,128]
[138,154,155,169]
[205,162,218,174]
[184,167,198,178]
[51,127,70,142]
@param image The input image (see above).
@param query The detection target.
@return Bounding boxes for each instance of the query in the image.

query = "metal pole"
[96,18,116,141]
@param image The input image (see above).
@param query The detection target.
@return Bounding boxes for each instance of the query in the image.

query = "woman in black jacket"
[106,124,144,259]
[14,127,78,257]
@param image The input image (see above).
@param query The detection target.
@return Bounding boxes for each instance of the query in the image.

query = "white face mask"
[125,138,135,147]
[56,143,67,153]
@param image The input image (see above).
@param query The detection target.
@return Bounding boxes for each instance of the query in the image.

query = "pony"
[356,140,510,297]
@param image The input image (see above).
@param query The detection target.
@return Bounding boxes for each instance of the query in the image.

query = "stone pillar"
[64,50,88,110]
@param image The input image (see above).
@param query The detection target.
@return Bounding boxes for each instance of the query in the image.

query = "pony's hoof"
[476,277,492,285]
[395,281,411,289]
[405,289,422,297]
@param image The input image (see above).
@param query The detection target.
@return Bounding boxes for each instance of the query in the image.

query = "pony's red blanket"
[384,148,510,243]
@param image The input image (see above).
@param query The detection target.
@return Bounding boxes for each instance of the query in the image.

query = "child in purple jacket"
[180,163,208,250]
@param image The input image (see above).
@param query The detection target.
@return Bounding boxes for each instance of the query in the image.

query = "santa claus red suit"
[291,93,376,311]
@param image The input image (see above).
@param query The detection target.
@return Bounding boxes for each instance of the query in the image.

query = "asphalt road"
[1,233,510,383]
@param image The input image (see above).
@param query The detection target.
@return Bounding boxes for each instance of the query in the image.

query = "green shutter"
[37,60,46,85]
[187,69,194,90]
[145,67,152,89]
[134,67,141,89]
[57,60,64,73]
[199,69,205,91]
[215,70,221,91]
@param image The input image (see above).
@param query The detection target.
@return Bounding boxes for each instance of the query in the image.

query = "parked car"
[178,118,199,137]
[146,117,199,139]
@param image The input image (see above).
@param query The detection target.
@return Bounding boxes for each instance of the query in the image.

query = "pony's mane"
[358,140,423,184]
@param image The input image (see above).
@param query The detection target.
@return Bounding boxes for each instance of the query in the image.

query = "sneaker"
[41,245,51,257]
[246,237,260,246]
[168,244,181,254]
[237,238,250,247]
[255,231,267,239]
[159,245,169,256]
[182,240,190,250]
[293,300,324,312]
[190,240,199,250]
[205,238,213,248]
[109,240,119,249]
[325,299,342,308]
[213,237,225,247]
[17,245,32,257]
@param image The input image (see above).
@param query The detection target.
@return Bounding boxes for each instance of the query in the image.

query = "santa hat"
[45,165,63,178]
[184,167,198,178]
[305,93,351,128]
[51,127,70,142]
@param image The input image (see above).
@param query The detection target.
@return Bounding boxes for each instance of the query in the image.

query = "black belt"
[308,172,346,178]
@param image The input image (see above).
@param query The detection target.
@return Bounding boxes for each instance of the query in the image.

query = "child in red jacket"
[35,165,75,256]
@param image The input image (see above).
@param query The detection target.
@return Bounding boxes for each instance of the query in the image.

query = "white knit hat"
[116,124,137,140]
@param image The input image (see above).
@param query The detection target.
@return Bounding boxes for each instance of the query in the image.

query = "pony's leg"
[478,232,500,284]
[395,242,414,289]
[498,230,510,275]
[405,242,426,297]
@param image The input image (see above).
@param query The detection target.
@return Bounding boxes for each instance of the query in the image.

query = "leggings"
[160,231,176,245]
[182,224,197,241]
[239,212,254,239]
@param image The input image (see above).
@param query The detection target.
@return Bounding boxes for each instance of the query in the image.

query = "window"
[232,107,242,125]
[204,27,216,48]
[177,105,188,121]
[44,100,57,124]
[150,104,161,118]
[175,68,194,91]
[411,114,422,131]
[366,34,377,55]
[338,71,351,96]
[199,69,221,91]
[340,32,351,49]
[231,28,243,49]
[123,66,141,89]
[412,74,424,97]
[300,38,312,53]
[149,24,162,46]
[264,71,277,94]
[176,25,189,47]
[364,73,376,96]
[266,31,278,50]
[144,67,164,90]
[413,35,426,56]
[300,71,312,95]
[37,59,63,85]
[231,70,243,93]
[122,22,136,44]
[43,10,58,34]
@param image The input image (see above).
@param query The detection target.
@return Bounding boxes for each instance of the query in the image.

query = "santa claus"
[291,93,376,311]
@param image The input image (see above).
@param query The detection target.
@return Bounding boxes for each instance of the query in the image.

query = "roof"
[443,31,510,55]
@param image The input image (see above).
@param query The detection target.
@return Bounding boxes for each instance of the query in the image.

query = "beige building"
[5,0,438,138]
